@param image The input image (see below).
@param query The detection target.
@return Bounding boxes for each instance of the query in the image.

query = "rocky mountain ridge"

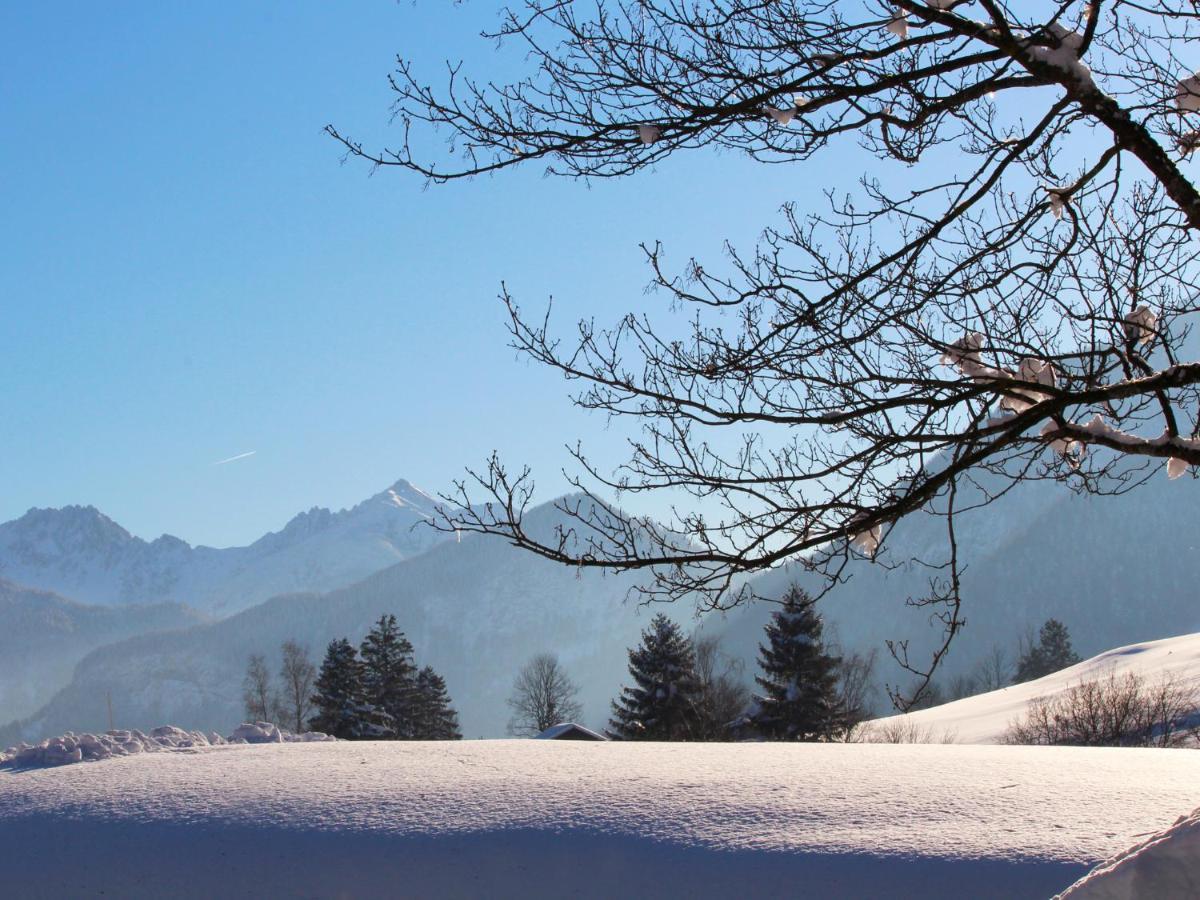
[0,479,445,615]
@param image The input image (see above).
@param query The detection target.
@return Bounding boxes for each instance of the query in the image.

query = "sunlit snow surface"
[2,741,1197,898]
[1059,805,1200,898]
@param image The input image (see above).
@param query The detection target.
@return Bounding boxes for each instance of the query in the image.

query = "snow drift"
[2,740,1197,898]
[1,722,333,769]
[866,632,1200,744]
[1057,805,1200,898]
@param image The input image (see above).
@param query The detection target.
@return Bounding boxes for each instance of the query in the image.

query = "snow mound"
[1057,805,1200,898]
[0,727,223,768]
[865,632,1200,744]
[1,721,332,768]
[228,721,335,745]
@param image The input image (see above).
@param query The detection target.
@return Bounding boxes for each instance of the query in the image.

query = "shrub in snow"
[1004,669,1200,749]
[609,613,702,740]
[856,718,958,745]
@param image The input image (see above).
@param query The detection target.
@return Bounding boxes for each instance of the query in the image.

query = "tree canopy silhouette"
[331,2,1200,702]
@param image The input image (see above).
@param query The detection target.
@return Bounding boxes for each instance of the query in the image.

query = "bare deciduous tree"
[837,648,879,735]
[975,644,1014,693]
[279,640,316,735]
[242,653,277,722]
[332,2,1200,703]
[507,653,584,736]
[947,643,1011,700]
[693,632,751,739]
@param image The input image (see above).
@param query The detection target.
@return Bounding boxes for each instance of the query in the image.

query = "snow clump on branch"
[1024,24,1093,87]
[1123,305,1158,346]
[1176,71,1200,113]
[637,124,661,145]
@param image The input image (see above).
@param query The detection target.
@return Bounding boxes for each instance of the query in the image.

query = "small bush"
[1004,669,1199,748]
[853,719,957,745]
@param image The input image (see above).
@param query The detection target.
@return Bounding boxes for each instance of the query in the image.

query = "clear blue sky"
[1,2,858,547]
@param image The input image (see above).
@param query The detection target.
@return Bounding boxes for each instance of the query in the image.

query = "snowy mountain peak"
[0,506,142,573]
[381,478,440,514]
[263,506,337,547]
[11,504,134,547]
[0,478,448,614]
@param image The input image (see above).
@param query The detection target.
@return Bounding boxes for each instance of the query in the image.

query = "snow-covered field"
[2,739,1197,898]
[867,632,1200,744]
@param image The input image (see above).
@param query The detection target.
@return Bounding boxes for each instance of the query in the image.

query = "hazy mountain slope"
[0,480,445,615]
[708,468,1200,696]
[0,500,673,743]
[0,580,203,724]
[9,469,1196,744]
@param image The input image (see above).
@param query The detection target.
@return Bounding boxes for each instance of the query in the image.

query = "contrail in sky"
[211,450,257,466]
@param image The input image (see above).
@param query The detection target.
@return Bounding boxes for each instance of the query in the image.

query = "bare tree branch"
[331,2,1200,678]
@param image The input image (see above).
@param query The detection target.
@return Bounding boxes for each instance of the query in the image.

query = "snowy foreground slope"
[868,632,1200,744]
[2,741,1197,899]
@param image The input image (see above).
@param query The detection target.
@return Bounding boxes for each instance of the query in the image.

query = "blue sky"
[2,2,857,547]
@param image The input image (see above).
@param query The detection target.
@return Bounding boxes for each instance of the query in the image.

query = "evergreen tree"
[308,638,367,739]
[750,585,842,741]
[360,614,417,738]
[608,614,702,740]
[412,666,462,740]
[1015,619,1082,683]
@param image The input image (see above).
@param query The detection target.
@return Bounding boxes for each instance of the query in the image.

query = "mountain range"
[2,467,1197,742]
[0,479,444,615]
[1,500,665,742]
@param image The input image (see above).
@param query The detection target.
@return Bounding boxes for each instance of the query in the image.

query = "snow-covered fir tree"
[608,613,701,740]
[750,586,842,741]
[412,666,462,740]
[1015,619,1082,684]
[360,614,417,738]
[308,638,367,739]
